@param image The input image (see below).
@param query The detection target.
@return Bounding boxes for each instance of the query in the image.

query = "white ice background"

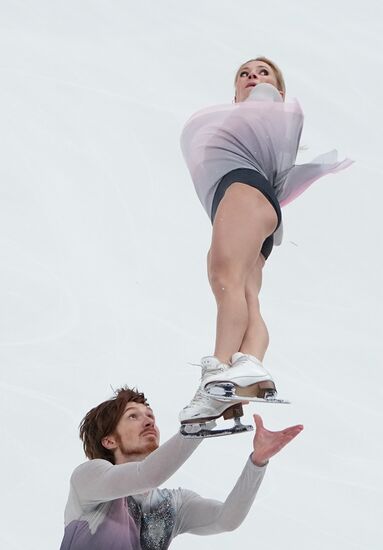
[0,1,382,549]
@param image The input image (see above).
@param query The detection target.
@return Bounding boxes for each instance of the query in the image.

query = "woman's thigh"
[209,183,278,281]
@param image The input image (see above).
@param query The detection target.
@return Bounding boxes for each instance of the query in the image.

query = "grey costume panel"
[181,83,352,244]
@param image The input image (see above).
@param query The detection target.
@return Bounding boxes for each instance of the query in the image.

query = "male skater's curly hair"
[79,386,149,464]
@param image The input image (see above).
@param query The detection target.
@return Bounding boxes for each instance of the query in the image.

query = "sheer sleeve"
[175,457,267,535]
[71,433,201,506]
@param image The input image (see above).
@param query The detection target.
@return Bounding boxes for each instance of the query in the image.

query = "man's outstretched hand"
[251,414,303,467]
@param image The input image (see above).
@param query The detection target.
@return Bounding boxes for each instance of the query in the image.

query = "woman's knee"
[208,257,246,297]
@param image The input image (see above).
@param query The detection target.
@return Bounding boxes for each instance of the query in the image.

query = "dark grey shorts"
[211,168,282,260]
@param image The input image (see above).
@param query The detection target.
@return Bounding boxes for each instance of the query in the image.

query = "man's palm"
[252,414,303,466]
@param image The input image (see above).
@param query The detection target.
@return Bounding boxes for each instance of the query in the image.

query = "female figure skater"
[179,57,351,434]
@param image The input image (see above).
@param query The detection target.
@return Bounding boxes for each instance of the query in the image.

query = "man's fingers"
[253,414,264,430]
[280,426,304,445]
[291,425,304,434]
[283,425,304,435]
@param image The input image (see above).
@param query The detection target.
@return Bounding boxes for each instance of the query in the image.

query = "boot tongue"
[231,352,245,364]
[231,352,263,366]
[201,356,220,369]
[201,356,227,377]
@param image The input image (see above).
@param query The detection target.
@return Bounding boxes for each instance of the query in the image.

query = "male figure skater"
[60,386,303,549]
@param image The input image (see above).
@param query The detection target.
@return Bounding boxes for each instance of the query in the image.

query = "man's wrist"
[251,452,269,467]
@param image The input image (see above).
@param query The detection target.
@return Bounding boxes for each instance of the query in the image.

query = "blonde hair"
[234,56,286,96]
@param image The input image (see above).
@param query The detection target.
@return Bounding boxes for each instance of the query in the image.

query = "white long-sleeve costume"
[60,433,266,549]
[180,83,353,244]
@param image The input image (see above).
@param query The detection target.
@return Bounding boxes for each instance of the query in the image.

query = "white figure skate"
[179,356,253,438]
[202,353,290,404]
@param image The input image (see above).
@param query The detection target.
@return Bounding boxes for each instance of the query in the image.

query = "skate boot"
[179,356,253,438]
[202,352,290,404]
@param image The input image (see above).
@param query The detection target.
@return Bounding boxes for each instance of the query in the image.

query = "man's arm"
[71,432,202,506]
[176,414,303,535]
[176,458,266,535]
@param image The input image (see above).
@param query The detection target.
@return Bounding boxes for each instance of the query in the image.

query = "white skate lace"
[187,362,226,379]
[184,363,226,409]
[187,388,208,407]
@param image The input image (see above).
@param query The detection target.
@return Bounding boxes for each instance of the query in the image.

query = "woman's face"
[235,60,282,102]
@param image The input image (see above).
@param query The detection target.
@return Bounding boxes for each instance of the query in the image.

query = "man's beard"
[117,436,159,458]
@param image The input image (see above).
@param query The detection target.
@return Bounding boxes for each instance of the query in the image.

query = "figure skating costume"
[179,83,352,434]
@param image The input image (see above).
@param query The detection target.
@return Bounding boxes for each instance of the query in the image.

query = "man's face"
[103,402,160,463]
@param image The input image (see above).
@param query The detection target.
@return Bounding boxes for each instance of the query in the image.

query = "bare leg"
[240,255,269,361]
[208,183,277,364]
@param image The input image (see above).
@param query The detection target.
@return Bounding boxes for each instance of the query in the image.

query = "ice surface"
[0,1,382,549]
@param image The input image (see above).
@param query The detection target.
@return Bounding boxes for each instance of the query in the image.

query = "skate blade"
[225,395,290,404]
[203,383,290,404]
[180,423,253,439]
